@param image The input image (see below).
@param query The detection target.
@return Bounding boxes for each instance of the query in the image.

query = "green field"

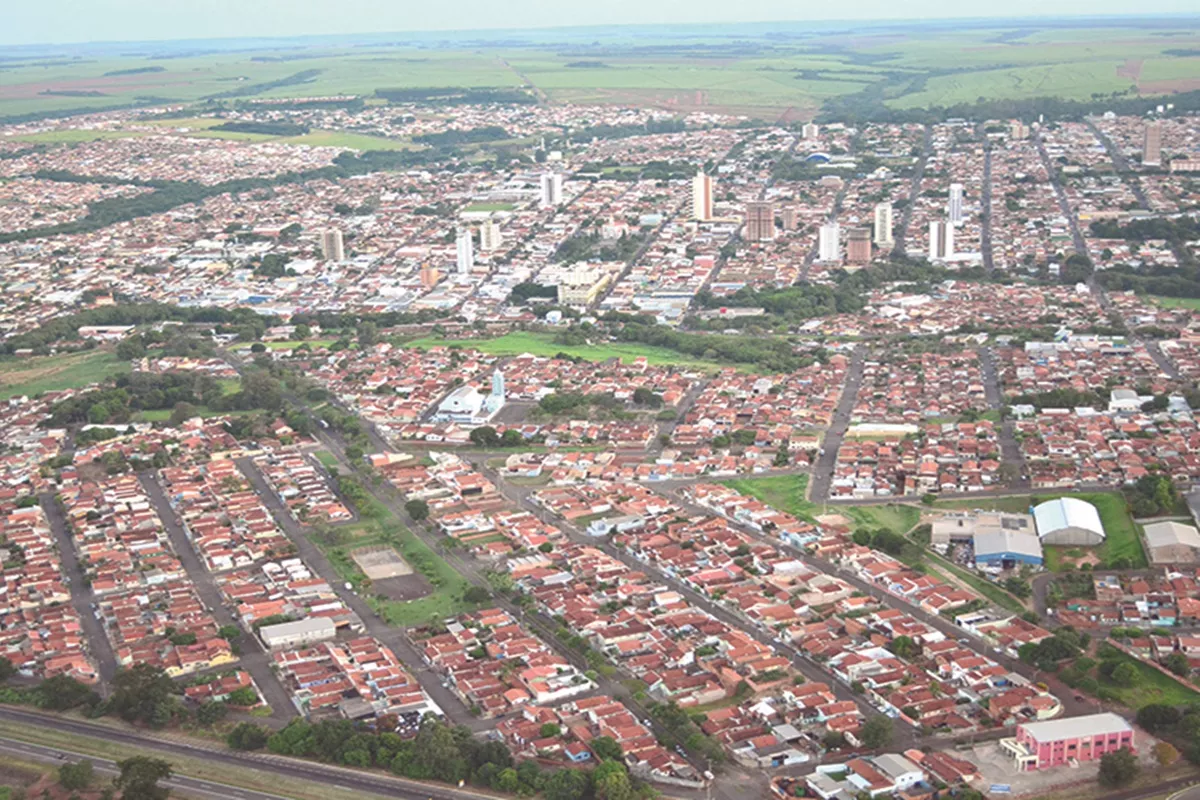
[843,504,922,536]
[1092,649,1200,709]
[936,491,1146,570]
[0,350,128,400]
[1151,295,1200,310]
[10,128,145,143]
[4,22,1198,120]
[719,474,818,523]
[462,202,517,212]
[402,331,732,371]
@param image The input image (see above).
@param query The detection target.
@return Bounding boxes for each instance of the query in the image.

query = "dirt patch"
[816,513,853,528]
[372,572,433,602]
[1138,78,1200,94]
[1117,58,1144,82]
[352,545,413,580]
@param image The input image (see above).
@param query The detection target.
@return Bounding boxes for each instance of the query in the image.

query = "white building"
[818,222,841,262]
[873,202,894,247]
[480,218,503,252]
[802,122,820,140]
[928,220,954,262]
[1033,498,1105,546]
[948,183,965,226]
[320,229,345,262]
[455,227,474,275]
[692,172,714,221]
[259,617,337,650]
[540,172,563,208]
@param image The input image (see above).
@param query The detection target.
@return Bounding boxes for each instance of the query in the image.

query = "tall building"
[1010,120,1029,140]
[846,228,872,265]
[780,206,799,231]
[929,220,954,262]
[818,223,841,263]
[480,218,503,252]
[320,229,344,262]
[455,227,474,275]
[540,172,563,208]
[744,201,776,242]
[873,202,894,247]
[1143,121,1163,167]
[948,183,965,226]
[692,172,714,221]
[801,122,820,140]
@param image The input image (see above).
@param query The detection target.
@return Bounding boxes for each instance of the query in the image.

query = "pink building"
[1002,712,1133,770]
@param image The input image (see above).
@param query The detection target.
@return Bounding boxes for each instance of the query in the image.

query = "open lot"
[402,331,732,371]
[719,474,818,522]
[0,349,128,400]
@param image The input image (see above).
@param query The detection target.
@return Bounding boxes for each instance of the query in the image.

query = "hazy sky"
[5,0,1198,47]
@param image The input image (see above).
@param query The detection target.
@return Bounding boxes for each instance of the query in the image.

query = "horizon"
[5,3,1200,49]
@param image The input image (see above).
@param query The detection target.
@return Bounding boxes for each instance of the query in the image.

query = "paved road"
[1084,118,1150,210]
[0,735,291,800]
[1032,126,1089,256]
[39,493,119,690]
[979,126,995,271]
[892,124,932,257]
[978,347,1028,491]
[0,706,512,800]
[136,472,297,724]
[808,346,865,502]
[231,455,486,731]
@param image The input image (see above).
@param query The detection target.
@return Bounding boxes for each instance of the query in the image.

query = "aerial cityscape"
[2,5,1200,800]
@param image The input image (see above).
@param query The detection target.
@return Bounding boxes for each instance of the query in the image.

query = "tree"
[196,701,228,726]
[469,426,501,448]
[590,736,623,762]
[226,722,269,751]
[592,760,634,800]
[1153,741,1179,766]
[1135,704,1181,733]
[1098,747,1139,788]
[169,402,198,426]
[542,768,590,800]
[356,321,379,348]
[405,499,429,522]
[463,586,491,604]
[1110,662,1139,687]
[114,757,172,800]
[36,674,96,711]
[110,663,177,726]
[887,636,917,660]
[540,723,562,738]
[58,760,94,791]
[412,717,466,783]
[859,715,893,749]
[1164,652,1191,677]
[0,655,14,682]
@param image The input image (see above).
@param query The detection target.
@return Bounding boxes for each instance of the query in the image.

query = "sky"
[4,0,1199,47]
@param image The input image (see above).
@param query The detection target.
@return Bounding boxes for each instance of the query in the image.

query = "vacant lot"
[719,474,817,522]
[402,331,731,371]
[0,350,128,400]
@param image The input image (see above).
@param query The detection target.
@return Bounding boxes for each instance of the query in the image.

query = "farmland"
[1,19,1198,120]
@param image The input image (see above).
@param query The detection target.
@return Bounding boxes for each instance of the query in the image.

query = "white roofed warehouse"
[1033,498,1105,546]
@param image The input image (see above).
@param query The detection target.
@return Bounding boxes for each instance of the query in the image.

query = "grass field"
[936,492,1146,570]
[0,350,128,400]
[9,128,144,143]
[1093,649,1200,709]
[718,474,818,523]
[843,504,922,535]
[402,331,732,371]
[1151,295,1200,310]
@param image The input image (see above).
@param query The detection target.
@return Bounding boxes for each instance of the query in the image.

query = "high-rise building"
[1010,120,1029,140]
[744,201,776,242]
[818,223,841,263]
[929,220,954,262]
[948,183,965,226]
[692,172,714,221]
[540,172,563,208]
[480,218,503,252]
[1144,121,1163,167]
[873,202,894,247]
[320,228,344,262]
[780,206,799,231]
[846,228,872,265]
[455,227,474,275]
[802,122,820,140]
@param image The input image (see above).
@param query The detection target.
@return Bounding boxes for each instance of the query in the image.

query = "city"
[2,6,1200,800]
